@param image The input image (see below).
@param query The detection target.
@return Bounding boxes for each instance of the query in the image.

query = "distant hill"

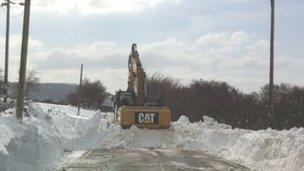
[29,83,77,102]
[8,83,113,108]
[8,83,77,102]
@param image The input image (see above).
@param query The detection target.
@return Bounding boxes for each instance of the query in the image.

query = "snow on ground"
[0,102,304,171]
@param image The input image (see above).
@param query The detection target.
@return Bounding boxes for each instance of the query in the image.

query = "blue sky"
[0,0,303,93]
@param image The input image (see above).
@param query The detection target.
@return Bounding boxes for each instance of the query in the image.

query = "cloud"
[0,29,303,93]
[29,0,181,15]
[31,31,269,88]
[0,35,44,81]
[196,31,250,47]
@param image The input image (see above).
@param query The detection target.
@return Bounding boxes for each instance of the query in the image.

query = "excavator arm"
[127,44,147,105]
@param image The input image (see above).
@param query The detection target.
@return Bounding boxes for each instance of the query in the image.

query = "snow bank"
[0,105,64,171]
[172,116,304,171]
[0,102,101,171]
[1,103,304,171]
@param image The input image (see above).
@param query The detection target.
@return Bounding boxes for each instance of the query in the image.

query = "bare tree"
[25,70,39,98]
[147,72,304,130]
[66,78,107,110]
[146,73,266,129]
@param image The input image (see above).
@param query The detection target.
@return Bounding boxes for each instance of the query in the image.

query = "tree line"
[147,73,304,130]
[66,78,108,110]
[65,73,304,130]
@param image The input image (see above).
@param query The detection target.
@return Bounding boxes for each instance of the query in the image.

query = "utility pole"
[16,0,31,122]
[1,0,14,103]
[77,64,83,116]
[269,0,275,126]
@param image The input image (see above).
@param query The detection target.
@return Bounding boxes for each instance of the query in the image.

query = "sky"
[0,0,303,93]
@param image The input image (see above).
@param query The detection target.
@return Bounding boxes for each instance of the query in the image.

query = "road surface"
[63,148,249,171]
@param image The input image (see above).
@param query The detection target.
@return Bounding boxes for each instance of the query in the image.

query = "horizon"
[11,77,302,95]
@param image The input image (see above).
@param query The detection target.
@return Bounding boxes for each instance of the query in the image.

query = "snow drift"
[0,105,64,171]
[0,103,304,171]
[173,116,304,170]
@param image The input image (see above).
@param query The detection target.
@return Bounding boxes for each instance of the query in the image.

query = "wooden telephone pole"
[16,0,31,122]
[269,0,275,126]
[77,64,83,116]
[1,0,14,103]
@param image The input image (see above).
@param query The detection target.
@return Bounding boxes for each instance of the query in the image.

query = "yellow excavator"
[113,44,171,129]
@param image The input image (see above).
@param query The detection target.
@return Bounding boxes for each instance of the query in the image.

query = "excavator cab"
[113,90,134,121]
[113,44,171,129]
[114,90,135,106]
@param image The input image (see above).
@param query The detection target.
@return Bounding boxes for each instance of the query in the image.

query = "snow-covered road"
[64,148,249,171]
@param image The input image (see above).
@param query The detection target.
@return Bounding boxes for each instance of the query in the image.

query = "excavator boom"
[127,44,147,105]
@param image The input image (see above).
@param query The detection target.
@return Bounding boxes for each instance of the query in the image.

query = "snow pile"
[172,116,304,171]
[1,103,304,171]
[0,102,108,171]
[0,105,64,171]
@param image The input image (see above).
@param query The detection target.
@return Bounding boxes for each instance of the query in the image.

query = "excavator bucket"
[119,106,171,129]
